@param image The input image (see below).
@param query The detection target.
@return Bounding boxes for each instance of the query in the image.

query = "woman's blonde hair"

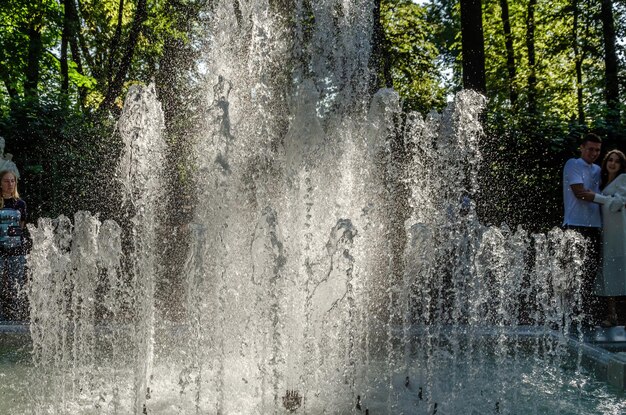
[0,170,20,203]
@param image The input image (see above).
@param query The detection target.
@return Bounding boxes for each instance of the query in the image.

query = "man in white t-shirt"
[562,133,602,326]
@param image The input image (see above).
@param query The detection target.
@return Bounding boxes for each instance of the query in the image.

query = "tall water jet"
[117,83,166,413]
[26,83,166,414]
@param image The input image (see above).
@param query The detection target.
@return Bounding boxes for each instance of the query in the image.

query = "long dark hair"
[600,149,626,189]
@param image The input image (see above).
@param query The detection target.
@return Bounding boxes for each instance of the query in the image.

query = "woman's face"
[1,173,16,196]
[606,153,623,175]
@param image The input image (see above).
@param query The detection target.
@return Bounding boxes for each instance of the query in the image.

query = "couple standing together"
[563,133,626,328]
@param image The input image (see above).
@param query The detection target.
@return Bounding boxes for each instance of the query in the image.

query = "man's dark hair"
[581,133,602,145]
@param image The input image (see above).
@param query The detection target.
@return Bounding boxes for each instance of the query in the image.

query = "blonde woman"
[0,170,28,321]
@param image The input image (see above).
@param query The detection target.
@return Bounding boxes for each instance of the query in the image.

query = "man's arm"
[571,184,596,202]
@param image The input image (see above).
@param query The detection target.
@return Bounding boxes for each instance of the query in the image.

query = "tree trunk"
[499,0,517,106]
[65,0,87,104]
[75,0,96,75]
[573,0,584,125]
[460,0,486,94]
[107,0,126,85]
[25,24,43,101]
[0,41,17,99]
[525,0,537,115]
[61,1,70,93]
[369,0,392,95]
[1,78,18,100]
[601,0,620,135]
[99,0,148,113]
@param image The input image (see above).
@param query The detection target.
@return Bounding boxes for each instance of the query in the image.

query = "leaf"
[68,61,97,89]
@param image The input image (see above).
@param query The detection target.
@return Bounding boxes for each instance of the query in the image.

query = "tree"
[600,0,620,138]
[524,0,536,115]
[460,0,486,93]
[98,0,148,114]
[499,0,517,106]
[572,0,584,125]
[370,0,392,94]
[0,0,62,105]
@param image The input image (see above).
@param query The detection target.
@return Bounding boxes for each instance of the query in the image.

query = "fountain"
[1,0,626,414]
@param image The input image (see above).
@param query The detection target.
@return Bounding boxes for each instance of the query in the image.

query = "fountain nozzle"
[282,390,302,412]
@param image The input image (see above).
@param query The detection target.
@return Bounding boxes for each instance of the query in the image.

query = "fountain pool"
[1,325,626,414]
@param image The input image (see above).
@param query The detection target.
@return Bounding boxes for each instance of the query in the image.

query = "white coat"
[594,173,626,296]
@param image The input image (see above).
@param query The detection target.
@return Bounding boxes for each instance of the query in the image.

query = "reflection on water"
[1,328,626,414]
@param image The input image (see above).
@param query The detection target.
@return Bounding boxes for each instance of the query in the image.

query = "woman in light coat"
[593,149,626,327]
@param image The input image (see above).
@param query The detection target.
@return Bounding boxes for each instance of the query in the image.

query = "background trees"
[414,0,625,230]
[0,0,624,231]
[0,0,206,219]
[379,0,448,113]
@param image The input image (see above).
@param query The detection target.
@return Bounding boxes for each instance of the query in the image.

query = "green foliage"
[0,0,62,99]
[0,0,192,114]
[427,0,463,93]
[382,0,448,113]
[68,61,98,89]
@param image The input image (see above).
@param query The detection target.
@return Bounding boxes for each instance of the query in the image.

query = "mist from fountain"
[12,1,626,414]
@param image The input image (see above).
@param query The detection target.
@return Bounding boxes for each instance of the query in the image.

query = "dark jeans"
[563,225,601,323]
[0,254,26,321]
